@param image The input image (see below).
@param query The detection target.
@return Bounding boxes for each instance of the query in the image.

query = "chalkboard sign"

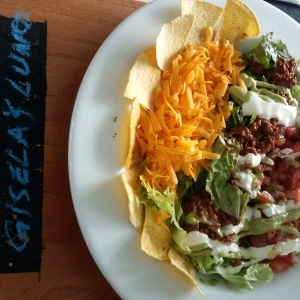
[0,12,47,272]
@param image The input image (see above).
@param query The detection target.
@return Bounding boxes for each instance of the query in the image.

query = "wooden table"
[1,1,298,299]
[0,0,144,299]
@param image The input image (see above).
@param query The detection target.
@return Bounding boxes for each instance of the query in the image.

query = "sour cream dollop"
[242,93,298,127]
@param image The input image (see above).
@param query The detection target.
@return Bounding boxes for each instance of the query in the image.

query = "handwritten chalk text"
[3,11,34,252]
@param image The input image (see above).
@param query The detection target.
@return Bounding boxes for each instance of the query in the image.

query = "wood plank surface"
[0,1,144,299]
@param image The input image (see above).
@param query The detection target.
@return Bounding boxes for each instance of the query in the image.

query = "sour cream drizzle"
[232,153,273,199]
[242,93,298,127]
[262,200,300,217]
[184,231,300,274]
[184,232,240,263]
[221,200,300,235]
[184,200,300,269]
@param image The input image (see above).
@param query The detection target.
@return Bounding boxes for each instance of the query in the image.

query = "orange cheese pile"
[137,39,245,193]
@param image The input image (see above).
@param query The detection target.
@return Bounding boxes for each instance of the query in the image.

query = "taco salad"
[121,0,300,293]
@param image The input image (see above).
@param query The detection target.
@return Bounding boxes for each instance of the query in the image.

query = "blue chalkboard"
[0,12,47,272]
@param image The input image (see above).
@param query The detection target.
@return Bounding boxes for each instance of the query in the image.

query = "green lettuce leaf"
[170,225,190,253]
[193,255,218,274]
[180,168,208,201]
[249,32,291,69]
[141,183,179,227]
[141,183,191,252]
[219,263,273,290]
[200,277,219,286]
[176,172,194,201]
[206,137,249,218]
[292,84,300,101]
[237,207,300,240]
[225,104,244,131]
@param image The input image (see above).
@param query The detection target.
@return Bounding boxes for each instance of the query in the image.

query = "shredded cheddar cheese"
[137,39,245,194]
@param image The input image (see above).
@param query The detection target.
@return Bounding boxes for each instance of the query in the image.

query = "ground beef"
[247,57,297,90]
[230,259,243,267]
[267,58,297,89]
[229,118,279,155]
[181,190,239,243]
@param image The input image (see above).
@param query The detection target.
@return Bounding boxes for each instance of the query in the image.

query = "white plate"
[68,0,300,299]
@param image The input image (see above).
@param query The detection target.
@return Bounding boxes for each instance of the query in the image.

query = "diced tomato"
[278,140,292,149]
[285,189,300,203]
[274,159,300,190]
[269,253,298,273]
[288,142,300,153]
[285,126,300,141]
[285,126,300,139]
[258,191,273,203]
[288,168,300,190]
[278,126,300,149]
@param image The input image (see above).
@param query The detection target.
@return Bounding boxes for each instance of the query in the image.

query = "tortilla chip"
[124,45,161,109]
[168,246,203,296]
[156,14,194,71]
[214,0,260,45]
[182,1,223,45]
[180,0,195,16]
[141,206,171,260]
[143,45,158,69]
[121,165,145,231]
[124,97,143,170]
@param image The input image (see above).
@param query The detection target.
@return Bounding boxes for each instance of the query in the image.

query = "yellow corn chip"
[214,0,260,44]
[185,1,223,45]
[156,14,194,71]
[121,165,145,231]
[124,97,142,170]
[141,206,171,260]
[124,45,161,109]
[168,246,204,296]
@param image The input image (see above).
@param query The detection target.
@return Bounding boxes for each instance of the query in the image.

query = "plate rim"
[68,0,300,299]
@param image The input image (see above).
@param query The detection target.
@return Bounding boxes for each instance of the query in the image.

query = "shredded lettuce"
[194,255,218,274]
[141,183,190,252]
[218,264,273,290]
[200,277,219,286]
[193,253,273,290]
[141,183,180,227]
[247,32,291,69]
[292,84,300,101]
[181,168,208,200]
[206,137,249,218]
[243,32,300,103]
[192,249,273,290]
